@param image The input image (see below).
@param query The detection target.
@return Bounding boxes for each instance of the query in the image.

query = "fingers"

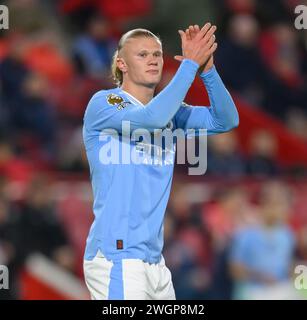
[186,28,192,41]
[189,25,198,39]
[178,23,218,66]
[193,25,200,39]
[194,25,200,33]
[203,25,217,43]
[208,42,218,55]
[185,23,217,47]
[189,26,194,35]
[185,24,200,40]
[206,34,216,48]
[178,30,187,42]
[195,22,212,40]
[203,36,217,53]
[200,25,217,51]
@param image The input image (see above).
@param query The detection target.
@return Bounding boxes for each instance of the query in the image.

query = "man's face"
[118,37,164,88]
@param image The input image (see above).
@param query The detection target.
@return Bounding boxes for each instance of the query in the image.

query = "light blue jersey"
[230,225,295,299]
[83,59,239,263]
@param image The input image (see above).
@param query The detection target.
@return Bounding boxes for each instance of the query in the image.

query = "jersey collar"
[119,88,145,107]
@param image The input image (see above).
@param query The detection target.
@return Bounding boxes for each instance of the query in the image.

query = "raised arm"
[175,65,239,135]
[174,23,239,135]
[84,59,199,133]
[84,24,218,133]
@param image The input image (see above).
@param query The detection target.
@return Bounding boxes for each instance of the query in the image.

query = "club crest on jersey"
[106,94,131,110]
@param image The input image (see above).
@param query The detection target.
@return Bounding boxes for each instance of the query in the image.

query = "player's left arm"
[175,65,239,135]
[174,24,239,135]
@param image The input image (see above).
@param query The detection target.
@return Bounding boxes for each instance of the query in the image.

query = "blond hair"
[111,29,161,86]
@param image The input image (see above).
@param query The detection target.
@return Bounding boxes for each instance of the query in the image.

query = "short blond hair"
[111,29,161,86]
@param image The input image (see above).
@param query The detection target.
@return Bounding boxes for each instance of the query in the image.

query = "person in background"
[18,174,76,273]
[202,186,255,299]
[72,14,117,80]
[207,131,245,177]
[247,129,279,176]
[229,181,295,299]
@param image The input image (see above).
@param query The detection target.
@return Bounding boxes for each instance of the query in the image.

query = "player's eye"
[138,52,147,57]
[154,52,162,57]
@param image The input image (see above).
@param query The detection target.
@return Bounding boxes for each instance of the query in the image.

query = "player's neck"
[120,82,155,105]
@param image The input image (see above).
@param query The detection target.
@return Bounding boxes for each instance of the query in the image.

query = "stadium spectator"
[202,186,255,299]
[229,181,295,299]
[18,174,76,273]
[259,23,307,117]
[215,14,267,107]
[72,15,117,80]
[207,131,246,177]
[247,129,280,176]
[0,195,23,299]
[285,108,307,142]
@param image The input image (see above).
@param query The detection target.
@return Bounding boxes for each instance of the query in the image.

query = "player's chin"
[145,74,162,86]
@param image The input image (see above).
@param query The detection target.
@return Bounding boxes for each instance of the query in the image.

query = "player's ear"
[117,57,127,73]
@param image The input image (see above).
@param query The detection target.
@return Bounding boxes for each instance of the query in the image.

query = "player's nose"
[148,59,158,66]
[148,54,159,65]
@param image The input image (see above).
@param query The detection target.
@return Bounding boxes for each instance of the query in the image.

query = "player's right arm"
[84,29,215,133]
[83,59,199,133]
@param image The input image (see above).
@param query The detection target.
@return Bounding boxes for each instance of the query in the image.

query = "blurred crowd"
[0,0,306,299]
[164,178,307,299]
[215,0,307,124]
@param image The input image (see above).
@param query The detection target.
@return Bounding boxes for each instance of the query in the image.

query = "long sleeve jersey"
[82,59,239,263]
